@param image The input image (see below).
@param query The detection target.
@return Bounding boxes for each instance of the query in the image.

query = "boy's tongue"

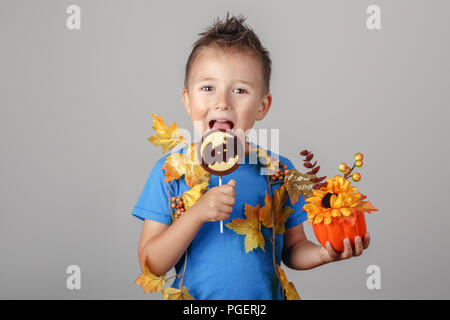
[212,120,232,130]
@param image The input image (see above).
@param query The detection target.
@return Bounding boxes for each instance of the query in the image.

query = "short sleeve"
[281,157,308,229]
[131,156,174,225]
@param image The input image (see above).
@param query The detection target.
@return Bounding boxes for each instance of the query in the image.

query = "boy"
[131,13,370,300]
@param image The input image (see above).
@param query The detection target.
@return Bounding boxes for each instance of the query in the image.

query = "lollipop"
[197,128,244,233]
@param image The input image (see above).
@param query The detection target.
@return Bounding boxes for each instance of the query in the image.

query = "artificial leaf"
[148,113,186,153]
[357,200,378,214]
[261,185,294,234]
[260,193,274,229]
[181,175,210,209]
[162,153,185,182]
[284,168,315,204]
[162,286,195,300]
[276,265,301,300]
[226,203,265,253]
[134,261,166,293]
[162,143,209,188]
[256,147,278,173]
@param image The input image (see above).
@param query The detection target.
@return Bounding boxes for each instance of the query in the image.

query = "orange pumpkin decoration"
[304,175,377,252]
[312,211,367,252]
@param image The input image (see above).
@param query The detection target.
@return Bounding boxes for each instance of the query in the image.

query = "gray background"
[1,0,449,299]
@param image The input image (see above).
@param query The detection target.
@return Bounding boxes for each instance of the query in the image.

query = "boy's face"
[182,46,272,142]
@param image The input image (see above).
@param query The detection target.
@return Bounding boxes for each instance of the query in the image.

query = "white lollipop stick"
[219,175,223,233]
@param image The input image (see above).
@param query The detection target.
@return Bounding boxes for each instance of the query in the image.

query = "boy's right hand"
[192,179,236,223]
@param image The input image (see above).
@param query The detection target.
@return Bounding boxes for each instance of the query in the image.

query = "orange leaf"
[358,200,378,214]
[148,113,186,153]
[162,286,195,300]
[261,185,294,234]
[134,262,166,293]
[162,143,209,188]
[276,265,300,300]
[225,203,265,253]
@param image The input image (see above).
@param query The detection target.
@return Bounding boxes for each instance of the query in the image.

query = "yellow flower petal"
[340,207,352,216]
[331,208,340,217]
[314,216,323,224]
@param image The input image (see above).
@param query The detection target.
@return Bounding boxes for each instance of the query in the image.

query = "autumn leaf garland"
[135,113,309,300]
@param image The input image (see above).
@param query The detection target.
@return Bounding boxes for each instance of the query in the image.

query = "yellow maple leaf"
[134,261,166,293]
[148,113,186,153]
[162,286,195,300]
[162,143,209,188]
[226,203,265,253]
[261,185,294,234]
[276,265,301,300]
[181,175,210,209]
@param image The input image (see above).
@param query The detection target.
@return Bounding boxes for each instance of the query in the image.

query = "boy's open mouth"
[209,119,235,130]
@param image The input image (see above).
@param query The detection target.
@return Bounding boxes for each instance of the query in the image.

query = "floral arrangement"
[301,151,378,251]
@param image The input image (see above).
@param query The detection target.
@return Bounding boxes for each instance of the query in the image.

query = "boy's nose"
[215,102,230,110]
[215,92,232,110]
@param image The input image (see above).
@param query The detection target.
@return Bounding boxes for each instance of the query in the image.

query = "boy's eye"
[201,86,214,92]
[233,88,247,94]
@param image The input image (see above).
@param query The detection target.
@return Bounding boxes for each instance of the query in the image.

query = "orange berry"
[338,163,348,173]
[354,153,364,161]
[352,172,361,182]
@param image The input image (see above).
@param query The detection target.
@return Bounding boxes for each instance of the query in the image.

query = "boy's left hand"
[319,233,370,263]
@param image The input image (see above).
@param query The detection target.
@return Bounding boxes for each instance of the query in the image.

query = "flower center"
[321,192,335,208]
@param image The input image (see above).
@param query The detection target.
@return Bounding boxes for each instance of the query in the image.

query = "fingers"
[227,179,236,187]
[218,184,236,197]
[326,235,368,263]
[363,232,371,249]
[342,238,353,259]
[353,236,363,256]
[217,204,233,220]
[221,194,235,207]
[325,241,339,261]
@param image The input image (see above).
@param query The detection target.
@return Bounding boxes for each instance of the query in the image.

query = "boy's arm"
[138,179,237,277]
[138,206,205,277]
[281,224,371,270]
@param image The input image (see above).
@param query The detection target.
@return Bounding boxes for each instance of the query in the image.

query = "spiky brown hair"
[184,12,272,94]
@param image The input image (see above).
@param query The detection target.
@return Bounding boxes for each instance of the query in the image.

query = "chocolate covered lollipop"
[197,128,244,233]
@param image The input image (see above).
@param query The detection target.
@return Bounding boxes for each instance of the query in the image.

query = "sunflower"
[304,175,363,225]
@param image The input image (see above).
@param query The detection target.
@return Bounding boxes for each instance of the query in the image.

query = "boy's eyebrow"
[196,76,255,88]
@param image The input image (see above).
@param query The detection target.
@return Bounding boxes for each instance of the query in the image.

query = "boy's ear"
[182,88,191,115]
[255,93,272,121]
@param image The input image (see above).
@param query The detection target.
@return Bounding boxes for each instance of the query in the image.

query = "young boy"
[131,13,370,300]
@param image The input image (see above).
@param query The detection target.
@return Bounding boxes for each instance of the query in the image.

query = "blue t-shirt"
[131,141,307,300]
